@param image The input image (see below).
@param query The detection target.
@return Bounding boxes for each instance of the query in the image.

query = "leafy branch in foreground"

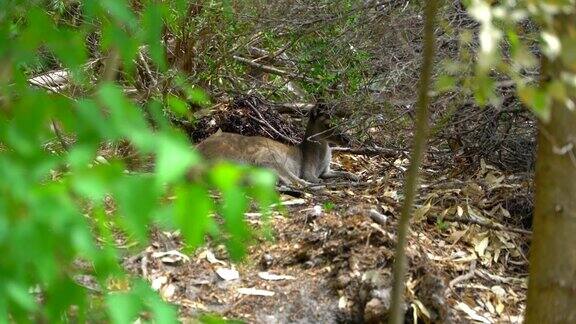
[450,1,576,321]
[0,1,277,322]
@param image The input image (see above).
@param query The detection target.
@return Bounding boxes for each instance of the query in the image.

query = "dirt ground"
[121,149,530,323]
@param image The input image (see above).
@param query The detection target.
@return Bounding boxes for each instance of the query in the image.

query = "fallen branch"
[247,46,296,66]
[272,102,315,113]
[232,55,318,84]
[474,269,526,285]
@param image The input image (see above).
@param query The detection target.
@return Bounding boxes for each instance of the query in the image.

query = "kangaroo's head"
[304,103,349,146]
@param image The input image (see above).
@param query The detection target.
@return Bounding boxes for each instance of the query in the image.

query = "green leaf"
[71,223,98,258]
[0,295,8,323]
[68,144,96,170]
[221,188,249,260]
[141,3,167,70]
[106,293,141,324]
[435,75,456,93]
[148,100,171,130]
[4,92,51,157]
[247,168,277,210]
[200,314,246,324]
[472,72,495,106]
[518,85,551,122]
[49,28,87,72]
[99,0,138,32]
[92,245,122,280]
[210,163,244,191]
[6,282,36,312]
[175,184,213,250]
[97,84,153,151]
[166,94,189,117]
[547,80,567,102]
[75,98,118,141]
[0,205,7,243]
[145,286,178,323]
[72,165,117,201]
[155,133,200,184]
[0,155,29,200]
[28,230,59,285]
[17,8,53,54]
[175,77,212,107]
[101,23,140,75]
[114,175,160,242]
[152,303,178,324]
[507,29,536,68]
[188,87,211,106]
[45,278,87,321]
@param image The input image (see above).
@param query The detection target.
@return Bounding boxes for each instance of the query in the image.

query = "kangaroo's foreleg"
[300,169,322,184]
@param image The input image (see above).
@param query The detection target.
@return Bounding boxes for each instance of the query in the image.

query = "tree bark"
[526,89,576,323]
[525,13,576,323]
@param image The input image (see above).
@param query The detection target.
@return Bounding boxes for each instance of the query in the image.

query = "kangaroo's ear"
[311,101,328,119]
[309,105,319,120]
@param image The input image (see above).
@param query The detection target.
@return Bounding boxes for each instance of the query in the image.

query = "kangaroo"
[195,105,358,186]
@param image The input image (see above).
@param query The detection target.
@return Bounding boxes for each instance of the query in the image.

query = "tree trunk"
[525,14,576,322]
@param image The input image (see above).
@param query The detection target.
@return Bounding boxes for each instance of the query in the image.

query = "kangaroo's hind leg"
[276,168,312,187]
[320,167,359,181]
[258,160,311,188]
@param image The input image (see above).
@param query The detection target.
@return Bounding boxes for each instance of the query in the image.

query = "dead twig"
[101,48,121,83]
[27,72,74,152]
[474,269,526,285]
[272,102,315,114]
[323,180,372,188]
[332,146,399,158]
[51,119,70,152]
[277,186,305,198]
[449,260,477,289]
[232,55,318,84]
[245,101,299,144]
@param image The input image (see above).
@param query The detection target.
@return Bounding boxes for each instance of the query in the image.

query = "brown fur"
[195,107,358,186]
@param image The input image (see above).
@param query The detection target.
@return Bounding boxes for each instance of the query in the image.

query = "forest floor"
[120,150,531,323]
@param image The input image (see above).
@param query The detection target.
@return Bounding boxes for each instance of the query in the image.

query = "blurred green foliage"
[459,0,576,120]
[158,0,376,101]
[0,0,277,322]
